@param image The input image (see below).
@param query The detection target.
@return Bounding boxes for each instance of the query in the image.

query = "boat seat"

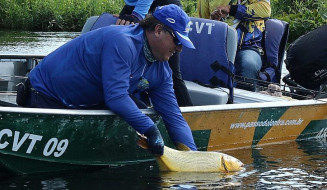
[184,81,229,106]
[179,18,237,103]
[81,16,99,34]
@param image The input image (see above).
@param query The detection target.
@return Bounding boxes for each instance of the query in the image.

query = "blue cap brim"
[175,31,195,49]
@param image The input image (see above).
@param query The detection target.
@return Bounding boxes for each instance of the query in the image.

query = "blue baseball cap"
[153,4,195,49]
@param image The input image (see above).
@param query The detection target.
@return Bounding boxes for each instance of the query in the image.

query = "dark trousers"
[21,80,149,110]
[25,90,67,109]
[24,87,108,110]
[19,79,108,109]
[19,79,68,109]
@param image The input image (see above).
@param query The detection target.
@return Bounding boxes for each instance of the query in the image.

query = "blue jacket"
[29,25,197,150]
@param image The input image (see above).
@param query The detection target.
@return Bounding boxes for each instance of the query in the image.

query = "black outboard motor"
[285,25,327,91]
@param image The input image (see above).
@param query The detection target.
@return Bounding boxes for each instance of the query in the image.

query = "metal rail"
[0,54,46,59]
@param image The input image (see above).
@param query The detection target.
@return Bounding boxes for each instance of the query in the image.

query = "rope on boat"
[234,75,327,102]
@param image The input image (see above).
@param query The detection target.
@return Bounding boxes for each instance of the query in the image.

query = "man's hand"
[144,125,164,156]
[211,5,231,21]
[116,14,140,25]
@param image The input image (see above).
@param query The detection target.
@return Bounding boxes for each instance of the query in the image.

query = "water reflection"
[258,168,327,189]
[0,30,79,55]
[227,140,327,189]
[160,171,241,189]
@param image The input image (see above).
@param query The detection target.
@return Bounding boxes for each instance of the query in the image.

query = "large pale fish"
[138,137,244,173]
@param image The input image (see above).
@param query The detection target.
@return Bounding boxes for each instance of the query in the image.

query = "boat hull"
[0,99,327,174]
[183,99,327,151]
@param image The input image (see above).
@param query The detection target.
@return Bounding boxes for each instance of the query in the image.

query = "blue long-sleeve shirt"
[124,0,153,19]
[29,25,197,150]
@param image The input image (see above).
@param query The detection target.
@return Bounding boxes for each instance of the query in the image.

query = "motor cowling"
[285,25,327,90]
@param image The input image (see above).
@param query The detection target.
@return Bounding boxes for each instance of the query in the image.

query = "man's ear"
[154,24,163,37]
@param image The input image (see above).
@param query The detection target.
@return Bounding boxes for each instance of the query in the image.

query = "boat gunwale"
[0,98,327,116]
[0,54,46,59]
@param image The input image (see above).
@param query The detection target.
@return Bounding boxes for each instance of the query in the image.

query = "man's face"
[151,25,182,62]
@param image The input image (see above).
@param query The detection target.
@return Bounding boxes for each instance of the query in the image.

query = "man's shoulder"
[101,25,143,41]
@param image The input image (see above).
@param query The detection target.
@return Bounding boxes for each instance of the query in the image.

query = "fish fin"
[175,143,191,151]
[136,132,148,149]
[137,138,148,149]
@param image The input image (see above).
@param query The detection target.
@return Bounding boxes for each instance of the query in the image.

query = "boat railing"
[0,54,45,71]
[0,54,45,92]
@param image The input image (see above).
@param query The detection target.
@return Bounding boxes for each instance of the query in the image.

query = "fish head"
[222,154,244,172]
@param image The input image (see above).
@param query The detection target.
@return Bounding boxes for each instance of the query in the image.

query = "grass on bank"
[0,0,124,31]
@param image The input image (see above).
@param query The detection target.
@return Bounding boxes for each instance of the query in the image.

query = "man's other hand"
[116,14,140,25]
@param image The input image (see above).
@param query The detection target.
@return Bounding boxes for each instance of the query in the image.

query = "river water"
[0,140,326,189]
[0,31,327,189]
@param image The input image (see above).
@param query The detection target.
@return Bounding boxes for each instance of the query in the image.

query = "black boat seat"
[184,81,229,106]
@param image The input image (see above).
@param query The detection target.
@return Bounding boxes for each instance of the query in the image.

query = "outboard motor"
[285,25,327,91]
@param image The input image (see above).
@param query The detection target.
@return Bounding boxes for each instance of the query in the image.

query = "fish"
[137,136,244,173]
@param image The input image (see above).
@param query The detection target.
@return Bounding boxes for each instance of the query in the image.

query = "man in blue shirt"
[19,5,197,156]
[116,0,194,107]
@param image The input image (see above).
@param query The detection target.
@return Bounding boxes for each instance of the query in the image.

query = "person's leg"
[234,49,262,91]
[169,53,193,106]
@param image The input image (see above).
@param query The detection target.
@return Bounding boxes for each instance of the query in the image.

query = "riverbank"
[0,0,326,42]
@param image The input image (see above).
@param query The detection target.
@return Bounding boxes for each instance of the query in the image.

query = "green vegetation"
[0,0,124,31]
[0,0,326,43]
[271,0,327,43]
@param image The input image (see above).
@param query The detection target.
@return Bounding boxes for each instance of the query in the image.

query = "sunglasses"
[163,26,182,46]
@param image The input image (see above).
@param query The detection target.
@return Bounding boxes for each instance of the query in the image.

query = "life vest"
[258,19,289,84]
[285,25,327,90]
